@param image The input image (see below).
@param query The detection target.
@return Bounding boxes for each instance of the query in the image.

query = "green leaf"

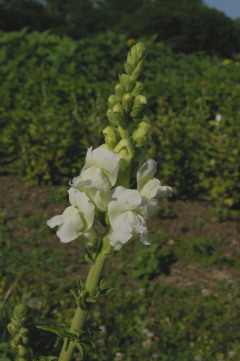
[36,325,62,336]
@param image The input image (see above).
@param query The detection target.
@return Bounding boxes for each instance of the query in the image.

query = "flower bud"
[107,109,118,127]
[13,334,22,345]
[13,304,30,320]
[119,74,135,92]
[127,43,145,69]
[131,82,144,97]
[131,59,144,81]
[114,138,134,172]
[7,323,19,335]
[135,42,145,60]
[18,345,30,357]
[127,48,138,69]
[115,83,125,100]
[122,93,134,113]
[133,121,151,148]
[130,95,147,119]
[112,103,126,127]
[108,94,118,109]
[124,61,134,76]
[103,126,118,148]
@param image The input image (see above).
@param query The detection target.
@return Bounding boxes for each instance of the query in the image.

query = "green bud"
[13,334,22,345]
[22,336,30,345]
[130,95,147,119]
[119,74,135,93]
[132,121,151,148]
[107,109,118,127]
[131,59,144,81]
[112,103,126,127]
[13,304,30,320]
[131,82,144,97]
[108,94,118,109]
[7,323,19,335]
[19,327,29,337]
[18,345,31,357]
[103,126,118,148]
[124,61,134,76]
[122,93,134,114]
[135,42,145,61]
[115,83,125,100]
[114,138,135,172]
[127,43,145,69]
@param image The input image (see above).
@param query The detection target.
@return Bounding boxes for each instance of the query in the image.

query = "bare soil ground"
[1,173,240,292]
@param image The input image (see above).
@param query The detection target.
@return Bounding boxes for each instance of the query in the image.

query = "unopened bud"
[124,61,134,76]
[13,304,30,320]
[112,103,126,127]
[132,121,151,148]
[107,109,118,127]
[131,82,144,97]
[108,94,118,109]
[119,74,135,92]
[135,42,145,60]
[130,95,147,119]
[122,93,134,113]
[114,138,135,172]
[103,126,118,148]
[7,323,19,335]
[115,83,125,100]
[127,42,145,69]
[131,59,144,81]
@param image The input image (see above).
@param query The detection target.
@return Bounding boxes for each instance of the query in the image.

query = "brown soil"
[1,173,240,291]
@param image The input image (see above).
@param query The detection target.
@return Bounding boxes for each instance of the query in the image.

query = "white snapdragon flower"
[137,159,172,217]
[70,146,120,211]
[47,188,94,243]
[108,186,150,250]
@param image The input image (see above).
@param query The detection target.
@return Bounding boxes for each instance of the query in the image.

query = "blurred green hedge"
[1,29,240,206]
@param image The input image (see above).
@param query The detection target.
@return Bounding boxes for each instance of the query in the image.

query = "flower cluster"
[47,146,172,250]
[47,42,172,251]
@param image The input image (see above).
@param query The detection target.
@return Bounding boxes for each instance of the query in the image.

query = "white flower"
[70,146,120,211]
[47,188,94,243]
[137,159,172,217]
[108,186,150,250]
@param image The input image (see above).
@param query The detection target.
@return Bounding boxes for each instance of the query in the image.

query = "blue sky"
[203,0,240,19]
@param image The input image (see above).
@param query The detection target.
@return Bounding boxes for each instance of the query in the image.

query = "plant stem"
[58,249,108,361]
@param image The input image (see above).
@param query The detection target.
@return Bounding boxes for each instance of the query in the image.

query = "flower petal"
[68,188,95,230]
[108,210,149,249]
[84,146,120,186]
[71,168,111,211]
[138,198,159,219]
[137,159,157,191]
[140,179,172,200]
[56,222,81,243]
[109,186,142,218]
[46,215,63,228]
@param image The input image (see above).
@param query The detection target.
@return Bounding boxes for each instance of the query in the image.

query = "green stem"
[58,250,108,361]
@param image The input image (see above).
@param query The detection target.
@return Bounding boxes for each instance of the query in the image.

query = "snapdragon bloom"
[108,186,150,250]
[70,147,120,211]
[137,159,172,217]
[47,188,94,243]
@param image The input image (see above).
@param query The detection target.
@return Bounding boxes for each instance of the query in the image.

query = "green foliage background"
[1,30,240,207]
